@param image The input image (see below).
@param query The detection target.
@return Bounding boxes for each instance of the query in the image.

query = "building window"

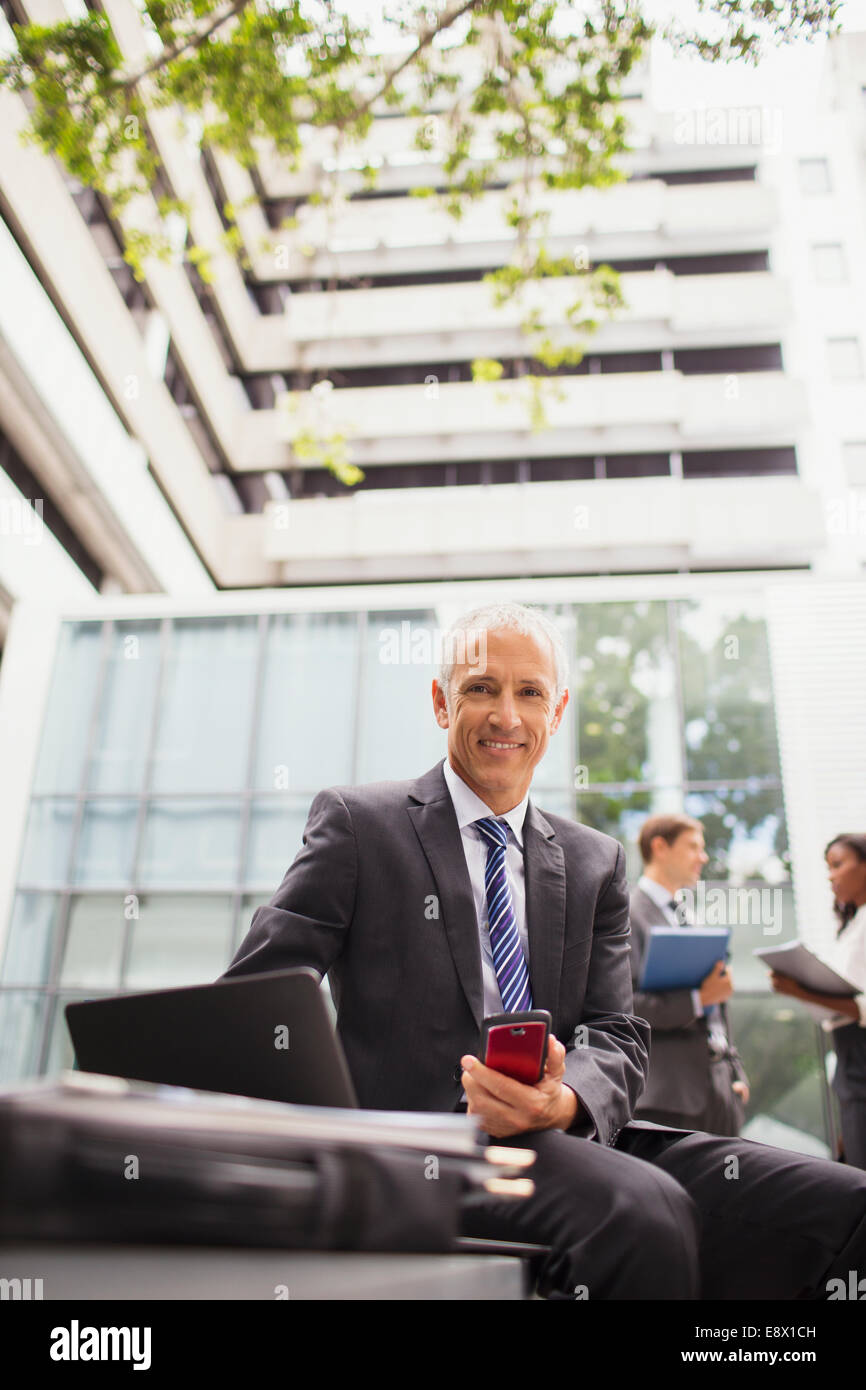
[811,244,847,283]
[604,454,670,479]
[674,344,782,375]
[842,442,866,487]
[653,167,756,185]
[798,158,831,194]
[681,448,797,478]
[827,338,863,380]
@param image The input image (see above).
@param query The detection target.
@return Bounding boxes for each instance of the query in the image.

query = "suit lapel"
[406,761,484,1028]
[523,801,567,1024]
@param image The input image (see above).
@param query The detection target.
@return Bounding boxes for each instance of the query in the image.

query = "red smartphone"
[479,1010,552,1085]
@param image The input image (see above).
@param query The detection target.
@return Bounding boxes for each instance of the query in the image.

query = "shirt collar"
[442,756,529,849]
[638,874,677,910]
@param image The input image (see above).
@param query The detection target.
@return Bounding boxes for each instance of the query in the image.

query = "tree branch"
[118,0,254,92]
[336,0,489,128]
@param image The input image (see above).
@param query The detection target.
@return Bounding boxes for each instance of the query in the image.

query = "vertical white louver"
[767,580,866,955]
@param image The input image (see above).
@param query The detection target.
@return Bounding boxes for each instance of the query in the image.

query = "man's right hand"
[699,959,733,1006]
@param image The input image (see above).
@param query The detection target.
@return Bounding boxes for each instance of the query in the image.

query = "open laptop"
[65,967,358,1109]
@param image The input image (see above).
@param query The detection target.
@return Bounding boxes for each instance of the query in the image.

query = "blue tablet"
[640,926,731,992]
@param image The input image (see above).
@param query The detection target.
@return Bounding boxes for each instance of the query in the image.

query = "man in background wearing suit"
[223,600,866,1300]
[629,814,750,1135]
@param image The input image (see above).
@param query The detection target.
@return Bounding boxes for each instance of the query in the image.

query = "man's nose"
[489,696,520,728]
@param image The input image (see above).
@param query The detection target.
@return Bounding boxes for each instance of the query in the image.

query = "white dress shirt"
[442,756,531,1019]
[442,758,591,1135]
[821,902,866,1032]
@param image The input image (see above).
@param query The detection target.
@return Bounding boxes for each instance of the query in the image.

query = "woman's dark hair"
[825,833,866,933]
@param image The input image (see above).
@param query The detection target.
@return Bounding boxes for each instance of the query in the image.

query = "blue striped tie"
[474,816,533,1013]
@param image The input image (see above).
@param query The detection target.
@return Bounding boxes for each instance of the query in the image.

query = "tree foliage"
[0,0,842,476]
[572,599,790,874]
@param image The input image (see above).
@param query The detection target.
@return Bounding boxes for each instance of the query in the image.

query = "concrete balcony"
[257,179,777,282]
[253,104,752,201]
[23,0,259,365]
[250,475,825,584]
[233,370,805,470]
[0,86,218,592]
[247,270,788,373]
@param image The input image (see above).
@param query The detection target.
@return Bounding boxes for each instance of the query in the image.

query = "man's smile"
[478,739,525,753]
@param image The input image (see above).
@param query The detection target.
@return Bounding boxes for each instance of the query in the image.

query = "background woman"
[771,833,866,1170]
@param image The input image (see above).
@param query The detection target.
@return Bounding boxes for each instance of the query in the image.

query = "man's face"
[432,626,568,811]
[652,827,708,890]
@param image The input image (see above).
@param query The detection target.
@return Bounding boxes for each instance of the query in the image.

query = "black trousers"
[833,1023,866,1171]
[459,1122,866,1299]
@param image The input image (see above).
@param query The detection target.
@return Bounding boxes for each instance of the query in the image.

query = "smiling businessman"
[223,601,866,1300]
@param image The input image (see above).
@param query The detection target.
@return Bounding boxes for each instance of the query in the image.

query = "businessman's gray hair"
[437,602,569,714]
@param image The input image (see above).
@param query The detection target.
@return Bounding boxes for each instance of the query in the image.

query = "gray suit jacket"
[223,757,651,1147]
[629,884,748,1117]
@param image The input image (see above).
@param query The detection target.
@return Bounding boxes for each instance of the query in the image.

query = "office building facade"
[1,6,865,1153]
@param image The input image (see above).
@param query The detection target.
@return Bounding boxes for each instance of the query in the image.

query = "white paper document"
[753,940,858,1022]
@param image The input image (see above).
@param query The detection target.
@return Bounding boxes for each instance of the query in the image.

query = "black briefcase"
[0,1073,532,1253]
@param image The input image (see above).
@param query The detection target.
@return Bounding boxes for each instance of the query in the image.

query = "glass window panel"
[532,731,573,792]
[811,243,846,283]
[0,991,48,1083]
[45,994,82,1077]
[827,337,863,380]
[255,612,358,792]
[151,618,259,793]
[1,893,61,986]
[575,790,654,884]
[73,800,139,887]
[87,622,161,793]
[797,157,831,195]
[32,622,103,794]
[677,597,780,783]
[60,896,126,989]
[731,997,831,1156]
[532,789,575,821]
[139,800,242,887]
[532,740,573,795]
[683,788,789,883]
[245,799,311,888]
[124,894,235,990]
[357,611,446,782]
[17,799,77,886]
[521,605,574,792]
[573,602,681,787]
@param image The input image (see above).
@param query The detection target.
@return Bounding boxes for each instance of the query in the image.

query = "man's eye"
[465,685,543,695]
